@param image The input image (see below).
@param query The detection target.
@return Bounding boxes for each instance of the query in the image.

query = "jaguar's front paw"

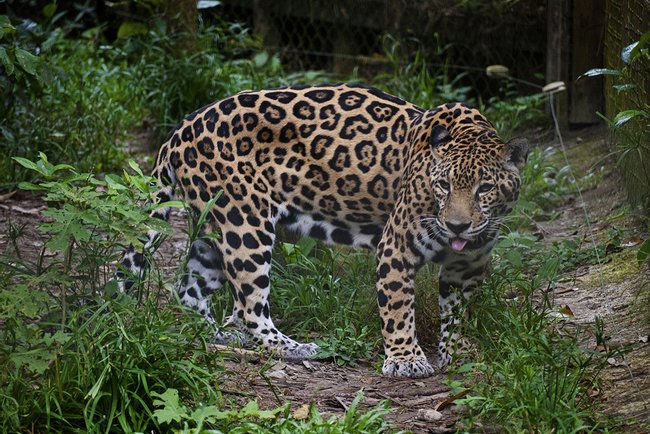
[282,342,319,361]
[382,354,434,378]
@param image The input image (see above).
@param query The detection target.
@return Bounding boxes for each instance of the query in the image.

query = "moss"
[582,248,642,286]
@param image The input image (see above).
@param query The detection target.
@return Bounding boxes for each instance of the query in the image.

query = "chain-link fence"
[604,0,650,116]
[604,0,650,206]
[220,0,547,100]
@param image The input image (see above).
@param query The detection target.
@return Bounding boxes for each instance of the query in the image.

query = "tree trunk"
[164,0,198,52]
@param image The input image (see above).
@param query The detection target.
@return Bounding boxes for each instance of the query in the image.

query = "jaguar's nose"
[446,220,471,235]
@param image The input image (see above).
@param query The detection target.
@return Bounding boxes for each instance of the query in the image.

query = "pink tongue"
[451,239,468,252]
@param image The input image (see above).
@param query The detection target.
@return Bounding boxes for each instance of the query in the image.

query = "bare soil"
[1,126,648,432]
[535,128,650,431]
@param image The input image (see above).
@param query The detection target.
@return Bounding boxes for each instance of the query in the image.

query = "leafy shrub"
[315,324,378,367]
[13,154,170,292]
[0,15,50,185]
[151,390,398,433]
[1,32,141,186]
[0,156,228,433]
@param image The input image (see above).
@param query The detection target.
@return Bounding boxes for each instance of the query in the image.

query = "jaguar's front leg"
[437,258,488,369]
[377,228,434,378]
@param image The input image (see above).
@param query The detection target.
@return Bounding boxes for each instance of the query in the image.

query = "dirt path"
[535,128,650,431]
[220,356,459,432]
[1,127,648,432]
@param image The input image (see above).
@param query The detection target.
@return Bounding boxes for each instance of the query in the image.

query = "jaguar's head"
[427,122,528,253]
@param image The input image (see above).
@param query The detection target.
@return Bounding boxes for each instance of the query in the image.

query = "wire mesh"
[220,0,547,99]
[604,0,650,117]
[604,0,650,206]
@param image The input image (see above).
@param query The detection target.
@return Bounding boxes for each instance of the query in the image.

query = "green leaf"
[12,156,39,172]
[630,31,650,62]
[52,163,74,173]
[538,256,561,281]
[504,249,523,268]
[197,0,221,8]
[455,362,477,374]
[0,15,15,37]
[0,284,51,318]
[152,388,187,424]
[296,237,317,256]
[15,48,39,76]
[151,200,184,209]
[86,363,110,400]
[613,109,647,128]
[239,400,280,419]
[128,159,144,177]
[189,406,228,422]
[621,41,638,64]
[253,51,269,67]
[10,349,53,374]
[17,181,44,191]
[638,239,650,265]
[0,47,13,75]
[105,173,128,190]
[117,21,149,38]
[195,191,222,231]
[579,68,623,78]
[43,3,57,19]
[613,83,636,93]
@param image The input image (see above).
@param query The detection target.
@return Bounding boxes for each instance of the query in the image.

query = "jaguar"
[118,83,527,378]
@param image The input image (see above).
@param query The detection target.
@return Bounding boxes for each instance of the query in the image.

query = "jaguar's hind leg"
[117,185,174,291]
[179,238,246,345]
[217,219,318,360]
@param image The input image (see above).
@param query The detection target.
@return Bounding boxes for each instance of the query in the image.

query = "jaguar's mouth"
[450,238,469,252]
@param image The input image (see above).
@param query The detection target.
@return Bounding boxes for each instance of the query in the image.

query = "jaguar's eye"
[438,180,450,191]
[477,183,494,194]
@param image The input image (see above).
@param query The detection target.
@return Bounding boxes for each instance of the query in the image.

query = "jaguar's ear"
[429,124,451,149]
[504,138,528,170]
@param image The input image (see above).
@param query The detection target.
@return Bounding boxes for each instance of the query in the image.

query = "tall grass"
[452,148,611,432]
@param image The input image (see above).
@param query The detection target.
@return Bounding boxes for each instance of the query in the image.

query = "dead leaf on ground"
[434,389,470,411]
[0,190,17,201]
[0,204,46,215]
[558,305,574,317]
[621,237,642,248]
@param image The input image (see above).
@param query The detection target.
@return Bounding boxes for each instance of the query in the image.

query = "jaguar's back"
[154,83,423,249]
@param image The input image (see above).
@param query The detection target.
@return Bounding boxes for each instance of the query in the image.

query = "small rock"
[292,403,310,420]
[417,409,443,422]
[415,381,426,388]
[267,369,288,379]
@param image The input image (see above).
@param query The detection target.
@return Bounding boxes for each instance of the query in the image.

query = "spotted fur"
[118,83,527,378]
